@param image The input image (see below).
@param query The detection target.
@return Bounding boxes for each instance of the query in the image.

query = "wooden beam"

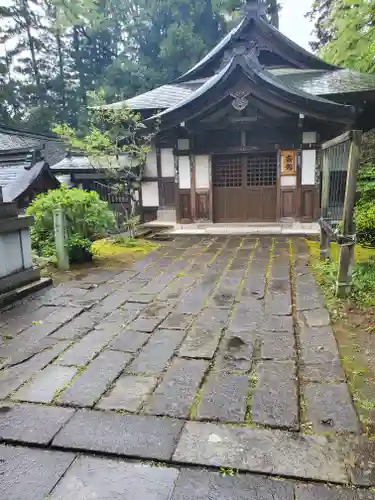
[321,131,352,150]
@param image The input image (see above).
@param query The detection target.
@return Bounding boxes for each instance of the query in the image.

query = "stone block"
[145,359,208,418]
[0,445,75,500]
[50,455,178,500]
[171,469,294,500]
[197,373,249,423]
[0,403,75,445]
[129,329,185,375]
[57,350,131,407]
[304,383,360,433]
[97,375,158,412]
[53,409,184,460]
[173,422,349,483]
[13,364,77,403]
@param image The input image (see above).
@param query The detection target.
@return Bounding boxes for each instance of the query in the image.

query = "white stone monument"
[0,187,50,304]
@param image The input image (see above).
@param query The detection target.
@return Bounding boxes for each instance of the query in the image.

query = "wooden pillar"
[156,147,163,206]
[276,149,281,221]
[174,154,181,223]
[190,153,196,221]
[208,155,214,222]
[336,130,362,297]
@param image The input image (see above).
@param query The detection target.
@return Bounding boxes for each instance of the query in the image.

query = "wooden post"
[53,208,69,271]
[320,226,330,261]
[320,148,331,261]
[336,130,362,298]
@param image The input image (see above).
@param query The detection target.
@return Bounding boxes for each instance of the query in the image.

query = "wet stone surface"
[0,236,371,489]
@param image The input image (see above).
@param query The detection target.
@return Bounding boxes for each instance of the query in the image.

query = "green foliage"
[306,0,336,52]
[219,467,237,477]
[355,199,375,247]
[313,258,375,307]
[26,186,115,262]
[318,0,375,72]
[1,0,279,130]
[53,89,151,176]
[67,235,93,263]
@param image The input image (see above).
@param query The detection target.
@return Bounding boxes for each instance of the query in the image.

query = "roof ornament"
[230,91,250,111]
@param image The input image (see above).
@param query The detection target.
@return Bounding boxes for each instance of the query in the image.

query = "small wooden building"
[109,0,375,224]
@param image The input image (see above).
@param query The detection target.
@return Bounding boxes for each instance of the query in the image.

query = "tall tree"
[319,0,375,72]
[0,0,282,132]
[306,0,336,52]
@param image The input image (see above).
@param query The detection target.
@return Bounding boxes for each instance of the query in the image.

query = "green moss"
[92,238,157,258]
[307,240,375,264]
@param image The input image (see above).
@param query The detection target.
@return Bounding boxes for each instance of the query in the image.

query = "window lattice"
[213,156,242,187]
[247,155,277,187]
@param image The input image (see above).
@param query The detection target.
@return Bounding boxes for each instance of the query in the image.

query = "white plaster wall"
[303,132,317,144]
[179,156,191,189]
[56,174,73,187]
[144,147,158,178]
[20,229,33,269]
[141,181,159,207]
[302,150,317,185]
[195,155,210,189]
[281,176,297,187]
[0,232,24,278]
[161,148,175,177]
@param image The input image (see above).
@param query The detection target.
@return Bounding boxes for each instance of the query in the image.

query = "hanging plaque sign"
[281,150,296,176]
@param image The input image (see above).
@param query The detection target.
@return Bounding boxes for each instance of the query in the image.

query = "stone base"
[0,266,41,294]
[0,277,52,307]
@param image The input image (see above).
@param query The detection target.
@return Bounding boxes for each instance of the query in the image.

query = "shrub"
[313,258,375,307]
[355,199,375,247]
[26,186,115,262]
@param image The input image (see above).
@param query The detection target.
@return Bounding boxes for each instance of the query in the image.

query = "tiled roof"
[114,69,375,111]
[0,129,65,167]
[0,132,40,151]
[0,150,51,202]
[51,154,137,171]
[51,155,95,171]
[277,68,375,96]
[105,81,204,110]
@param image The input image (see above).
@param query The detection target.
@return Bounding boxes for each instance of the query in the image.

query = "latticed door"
[213,153,277,222]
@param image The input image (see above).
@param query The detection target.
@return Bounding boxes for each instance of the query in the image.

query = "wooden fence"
[319,130,362,297]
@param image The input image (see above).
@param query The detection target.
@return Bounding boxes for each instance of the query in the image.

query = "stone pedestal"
[0,194,42,296]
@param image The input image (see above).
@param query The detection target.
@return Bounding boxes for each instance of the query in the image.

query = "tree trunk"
[55,29,67,120]
[268,0,279,29]
[73,26,86,105]
[22,0,44,107]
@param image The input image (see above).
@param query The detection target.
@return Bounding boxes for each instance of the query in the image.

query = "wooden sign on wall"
[281,150,296,176]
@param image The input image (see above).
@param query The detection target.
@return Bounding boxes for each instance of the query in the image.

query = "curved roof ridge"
[174,6,338,83]
[174,17,247,84]
[149,52,356,129]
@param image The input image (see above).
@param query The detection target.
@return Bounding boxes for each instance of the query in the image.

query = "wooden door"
[213,153,277,222]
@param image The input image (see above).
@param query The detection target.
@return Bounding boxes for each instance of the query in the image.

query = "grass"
[219,467,237,477]
[41,237,158,283]
[307,240,375,308]
[306,238,375,437]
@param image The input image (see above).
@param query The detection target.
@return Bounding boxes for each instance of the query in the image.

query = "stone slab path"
[0,236,374,499]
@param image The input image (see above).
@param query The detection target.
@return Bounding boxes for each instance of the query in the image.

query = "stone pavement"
[0,236,374,499]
